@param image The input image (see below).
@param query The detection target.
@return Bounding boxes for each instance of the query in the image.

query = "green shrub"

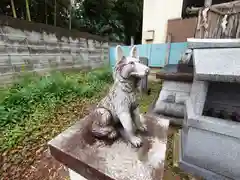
[0,67,113,130]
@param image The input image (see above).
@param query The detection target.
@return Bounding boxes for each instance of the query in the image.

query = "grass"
[0,68,113,153]
[138,81,161,113]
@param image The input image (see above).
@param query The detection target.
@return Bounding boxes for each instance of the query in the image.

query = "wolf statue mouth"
[130,72,148,78]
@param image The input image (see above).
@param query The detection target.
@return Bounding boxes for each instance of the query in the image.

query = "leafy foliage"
[74,0,143,43]
[0,0,143,43]
[0,68,113,152]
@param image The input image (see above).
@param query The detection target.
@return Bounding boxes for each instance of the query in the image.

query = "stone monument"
[178,38,240,180]
[152,48,194,125]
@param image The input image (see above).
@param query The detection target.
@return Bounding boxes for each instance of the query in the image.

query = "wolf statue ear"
[130,45,138,58]
[116,45,124,64]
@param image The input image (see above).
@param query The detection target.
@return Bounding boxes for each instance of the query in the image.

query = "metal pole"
[131,36,134,46]
[25,0,31,21]
[10,0,17,18]
[54,0,57,26]
[45,0,48,24]
[69,5,72,30]
[165,33,172,65]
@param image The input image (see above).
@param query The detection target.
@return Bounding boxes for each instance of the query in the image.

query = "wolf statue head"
[113,45,150,91]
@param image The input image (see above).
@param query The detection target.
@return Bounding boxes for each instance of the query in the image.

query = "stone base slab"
[69,169,87,180]
[48,113,169,180]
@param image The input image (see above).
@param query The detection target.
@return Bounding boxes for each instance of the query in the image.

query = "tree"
[0,0,143,44]
[25,0,31,21]
[10,0,17,18]
[72,0,125,41]
[115,0,143,44]
[0,0,71,27]
[73,0,143,44]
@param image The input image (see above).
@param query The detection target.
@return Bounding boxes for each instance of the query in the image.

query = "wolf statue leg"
[118,112,142,147]
[132,108,147,132]
[91,108,118,139]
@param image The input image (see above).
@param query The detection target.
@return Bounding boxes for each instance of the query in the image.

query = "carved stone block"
[48,114,169,180]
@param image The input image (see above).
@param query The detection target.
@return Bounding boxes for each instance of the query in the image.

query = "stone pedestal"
[48,114,169,180]
[153,64,193,125]
[69,169,87,180]
[179,39,240,180]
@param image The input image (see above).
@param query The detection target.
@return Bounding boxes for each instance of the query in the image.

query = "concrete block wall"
[0,25,109,84]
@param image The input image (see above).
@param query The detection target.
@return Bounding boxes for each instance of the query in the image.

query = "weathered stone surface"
[157,90,176,103]
[87,39,94,49]
[0,25,109,82]
[60,55,74,66]
[180,38,240,180]
[28,45,46,54]
[43,32,58,44]
[189,79,208,115]
[61,36,69,43]
[0,41,6,54]
[193,48,240,83]
[10,55,28,65]
[48,114,169,180]
[45,44,60,53]
[69,37,79,44]
[0,65,13,74]
[94,41,101,48]
[180,125,240,180]
[154,81,191,105]
[70,44,82,54]
[153,64,192,124]
[6,44,30,54]
[3,26,27,42]
[162,81,192,92]
[13,64,34,72]
[60,43,71,53]
[25,30,42,44]
[154,101,185,118]
[73,54,85,63]
[79,38,87,48]
[188,38,240,49]
[102,42,109,48]
[0,55,10,66]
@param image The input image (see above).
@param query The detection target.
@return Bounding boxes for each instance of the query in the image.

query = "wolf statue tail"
[91,108,118,140]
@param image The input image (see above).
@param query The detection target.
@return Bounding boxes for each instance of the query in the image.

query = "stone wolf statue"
[90,45,150,147]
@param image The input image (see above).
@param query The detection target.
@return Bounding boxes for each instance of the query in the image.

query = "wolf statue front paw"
[107,129,118,139]
[130,136,143,147]
[137,124,147,132]
[136,114,147,132]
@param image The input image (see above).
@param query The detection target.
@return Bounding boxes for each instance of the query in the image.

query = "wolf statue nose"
[145,68,150,75]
